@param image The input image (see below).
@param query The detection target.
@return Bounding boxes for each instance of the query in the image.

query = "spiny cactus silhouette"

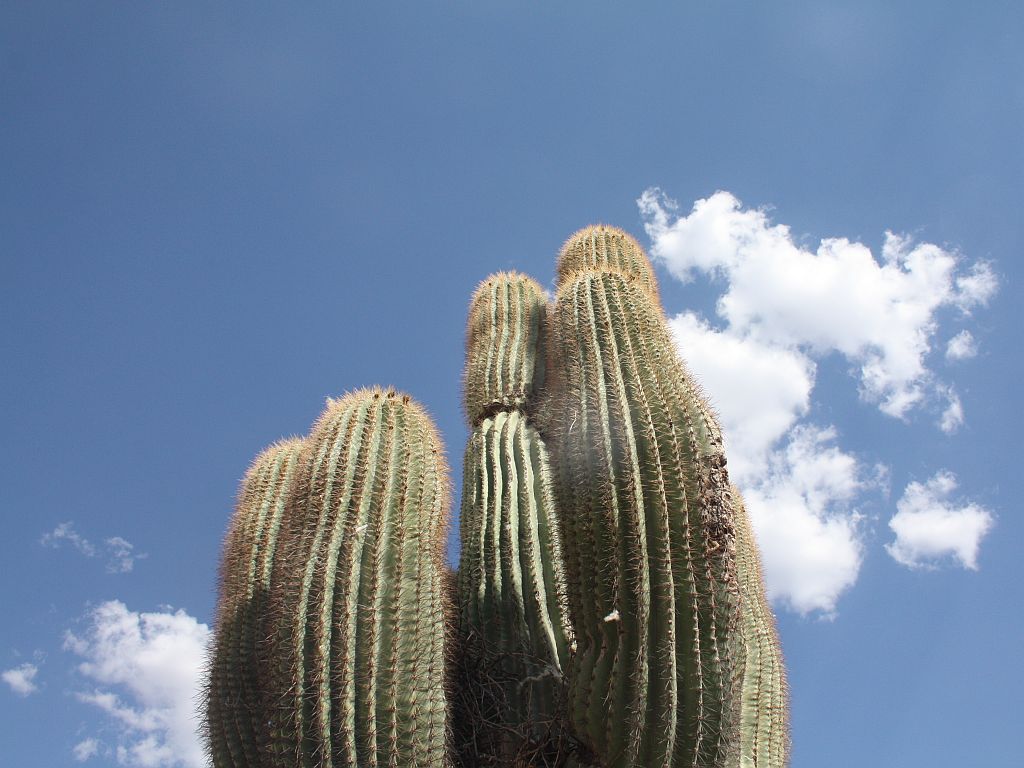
[205,226,787,767]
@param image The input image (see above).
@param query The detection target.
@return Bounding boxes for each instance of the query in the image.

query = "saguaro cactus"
[542,226,743,767]
[205,225,788,768]
[265,387,451,768]
[457,273,574,764]
[206,438,305,768]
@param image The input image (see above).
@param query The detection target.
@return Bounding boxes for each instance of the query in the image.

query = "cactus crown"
[464,271,549,425]
[556,224,660,301]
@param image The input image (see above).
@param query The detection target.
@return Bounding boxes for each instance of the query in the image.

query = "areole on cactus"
[204,226,788,767]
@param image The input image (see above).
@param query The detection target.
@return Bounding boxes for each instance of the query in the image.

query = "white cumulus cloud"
[42,522,97,557]
[639,188,997,419]
[105,536,146,574]
[887,471,993,569]
[740,426,864,616]
[2,662,40,696]
[64,601,210,768]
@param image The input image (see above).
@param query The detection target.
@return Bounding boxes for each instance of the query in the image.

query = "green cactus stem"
[205,437,305,768]
[544,230,742,767]
[457,272,574,765]
[262,387,451,768]
[731,489,788,768]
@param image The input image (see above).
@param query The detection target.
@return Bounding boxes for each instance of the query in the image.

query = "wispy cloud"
[887,471,993,570]
[638,188,995,614]
[938,387,965,435]
[41,522,146,574]
[41,522,97,557]
[104,536,145,574]
[64,601,210,768]
[2,662,40,696]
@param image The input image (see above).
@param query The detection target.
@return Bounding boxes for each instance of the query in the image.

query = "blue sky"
[2,3,1021,766]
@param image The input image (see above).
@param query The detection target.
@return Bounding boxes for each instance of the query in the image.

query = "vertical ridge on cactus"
[544,238,742,766]
[458,272,574,765]
[261,387,451,768]
[731,489,788,768]
[205,437,305,768]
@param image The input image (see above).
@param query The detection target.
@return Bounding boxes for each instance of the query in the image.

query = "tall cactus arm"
[261,387,451,768]
[457,272,575,765]
[205,437,305,768]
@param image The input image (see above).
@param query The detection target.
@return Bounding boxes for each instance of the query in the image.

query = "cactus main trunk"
[543,227,743,767]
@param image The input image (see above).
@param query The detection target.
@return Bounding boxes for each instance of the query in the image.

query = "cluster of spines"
[457,273,573,764]
[543,229,743,767]
[730,490,788,768]
[205,437,305,768]
[259,387,451,768]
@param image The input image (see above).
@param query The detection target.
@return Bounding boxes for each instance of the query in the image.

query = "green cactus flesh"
[458,272,573,764]
[206,437,305,768]
[262,387,451,768]
[545,245,742,767]
[731,490,788,768]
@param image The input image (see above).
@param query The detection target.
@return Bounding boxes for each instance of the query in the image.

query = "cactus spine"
[731,490,788,768]
[262,387,451,767]
[544,226,743,767]
[206,438,305,768]
[458,273,574,764]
